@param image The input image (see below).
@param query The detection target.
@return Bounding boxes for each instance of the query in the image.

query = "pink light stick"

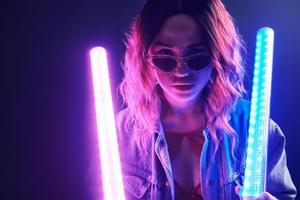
[89,47,125,200]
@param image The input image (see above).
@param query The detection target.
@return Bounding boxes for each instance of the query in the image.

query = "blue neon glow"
[241,27,274,197]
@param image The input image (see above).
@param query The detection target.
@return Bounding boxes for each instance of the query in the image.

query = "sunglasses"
[148,53,211,73]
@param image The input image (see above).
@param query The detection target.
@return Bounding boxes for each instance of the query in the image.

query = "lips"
[172,84,194,90]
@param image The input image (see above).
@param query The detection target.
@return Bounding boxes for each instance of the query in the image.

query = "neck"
[161,92,204,119]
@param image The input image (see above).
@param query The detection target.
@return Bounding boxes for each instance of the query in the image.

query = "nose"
[173,60,191,77]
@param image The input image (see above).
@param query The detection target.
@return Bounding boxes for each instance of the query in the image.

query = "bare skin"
[148,14,210,132]
[161,96,206,133]
[148,14,210,196]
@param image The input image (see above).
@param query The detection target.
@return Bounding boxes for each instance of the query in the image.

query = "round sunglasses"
[148,53,211,73]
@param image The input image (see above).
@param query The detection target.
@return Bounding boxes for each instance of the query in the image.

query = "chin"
[171,92,201,103]
[160,85,204,103]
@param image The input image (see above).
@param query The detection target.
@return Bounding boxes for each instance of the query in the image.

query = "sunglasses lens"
[187,55,211,71]
[151,54,211,72]
[152,58,177,72]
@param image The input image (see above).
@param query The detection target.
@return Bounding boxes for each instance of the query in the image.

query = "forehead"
[150,14,206,50]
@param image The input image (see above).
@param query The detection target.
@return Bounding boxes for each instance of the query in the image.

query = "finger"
[257,192,278,200]
[235,185,241,194]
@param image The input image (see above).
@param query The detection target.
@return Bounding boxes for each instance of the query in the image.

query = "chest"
[165,130,205,196]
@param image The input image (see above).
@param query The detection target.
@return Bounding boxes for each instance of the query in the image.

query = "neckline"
[165,126,205,136]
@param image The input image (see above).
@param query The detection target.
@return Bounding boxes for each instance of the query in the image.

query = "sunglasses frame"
[147,53,211,73]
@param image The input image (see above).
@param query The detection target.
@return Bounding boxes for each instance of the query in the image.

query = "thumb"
[235,185,242,195]
[235,185,254,200]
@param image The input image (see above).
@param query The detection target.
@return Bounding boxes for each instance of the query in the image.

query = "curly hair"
[119,0,246,156]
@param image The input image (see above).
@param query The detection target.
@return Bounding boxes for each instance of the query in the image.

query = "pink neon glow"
[89,47,125,200]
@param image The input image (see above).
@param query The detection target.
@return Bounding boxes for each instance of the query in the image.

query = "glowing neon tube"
[89,47,125,200]
[241,28,274,197]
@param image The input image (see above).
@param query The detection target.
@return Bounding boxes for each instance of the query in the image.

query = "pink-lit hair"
[119,0,246,156]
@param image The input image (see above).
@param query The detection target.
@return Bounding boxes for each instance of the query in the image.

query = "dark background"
[2,0,299,199]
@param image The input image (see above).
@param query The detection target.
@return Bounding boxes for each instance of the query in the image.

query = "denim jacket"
[116,100,297,200]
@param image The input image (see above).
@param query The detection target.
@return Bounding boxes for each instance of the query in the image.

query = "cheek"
[197,67,212,82]
[195,67,212,84]
[154,70,174,85]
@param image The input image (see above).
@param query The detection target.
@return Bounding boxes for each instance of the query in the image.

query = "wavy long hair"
[119,0,246,156]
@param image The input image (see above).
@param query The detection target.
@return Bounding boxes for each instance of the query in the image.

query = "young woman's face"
[148,14,212,104]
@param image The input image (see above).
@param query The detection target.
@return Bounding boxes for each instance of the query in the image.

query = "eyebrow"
[152,41,206,49]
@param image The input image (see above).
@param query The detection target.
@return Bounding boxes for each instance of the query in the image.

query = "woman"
[116,0,297,199]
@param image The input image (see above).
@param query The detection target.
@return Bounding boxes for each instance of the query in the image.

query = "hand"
[235,185,278,200]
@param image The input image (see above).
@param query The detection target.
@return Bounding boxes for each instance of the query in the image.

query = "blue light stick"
[241,27,274,197]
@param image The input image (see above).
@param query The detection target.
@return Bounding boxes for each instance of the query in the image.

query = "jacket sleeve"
[266,119,297,199]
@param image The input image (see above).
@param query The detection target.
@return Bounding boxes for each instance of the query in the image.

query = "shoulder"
[267,119,286,156]
[116,108,130,132]
[268,118,285,141]
[115,108,146,158]
[115,109,155,199]
[116,108,133,144]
